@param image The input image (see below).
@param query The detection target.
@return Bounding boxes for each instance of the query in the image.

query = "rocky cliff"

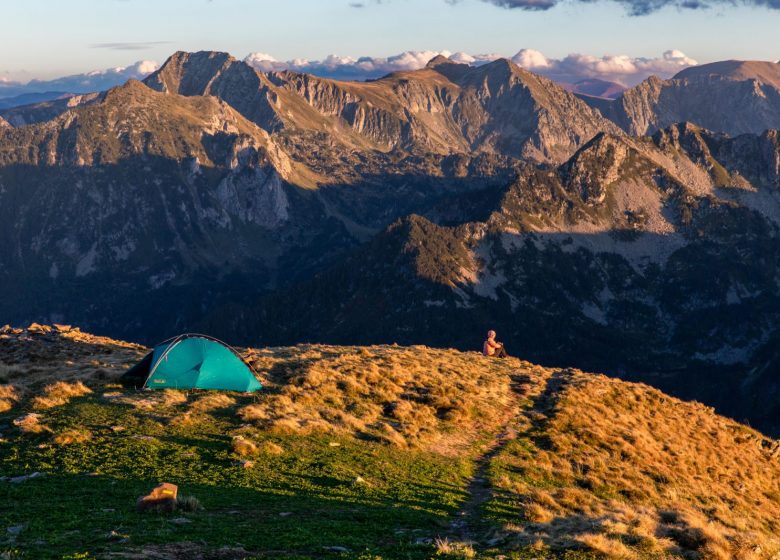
[590,61,780,136]
[144,51,619,164]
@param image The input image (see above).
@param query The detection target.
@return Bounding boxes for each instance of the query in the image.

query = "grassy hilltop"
[1,325,780,559]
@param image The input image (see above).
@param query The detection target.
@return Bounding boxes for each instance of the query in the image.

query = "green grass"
[0,390,606,560]
[1,395,476,559]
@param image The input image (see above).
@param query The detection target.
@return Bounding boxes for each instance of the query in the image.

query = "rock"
[7,524,25,536]
[27,323,52,335]
[106,529,130,544]
[169,517,192,525]
[9,472,43,484]
[53,324,72,333]
[239,460,254,469]
[323,546,350,553]
[136,482,178,513]
[328,442,341,447]
[279,512,293,517]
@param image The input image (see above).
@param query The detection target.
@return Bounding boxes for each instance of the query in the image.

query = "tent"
[121,334,262,392]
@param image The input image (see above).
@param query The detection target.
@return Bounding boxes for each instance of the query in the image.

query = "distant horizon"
[2,47,780,84]
[1,0,779,84]
[1,46,778,102]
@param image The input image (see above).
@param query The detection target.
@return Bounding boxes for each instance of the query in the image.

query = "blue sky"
[1,0,778,82]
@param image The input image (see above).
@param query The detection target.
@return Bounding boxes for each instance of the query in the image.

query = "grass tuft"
[52,429,92,445]
[176,494,202,512]
[434,537,476,558]
[231,436,259,457]
[31,381,92,409]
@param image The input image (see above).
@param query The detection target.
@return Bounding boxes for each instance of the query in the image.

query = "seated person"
[483,330,508,358]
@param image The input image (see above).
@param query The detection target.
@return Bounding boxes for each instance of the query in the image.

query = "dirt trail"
[448,367,572,546]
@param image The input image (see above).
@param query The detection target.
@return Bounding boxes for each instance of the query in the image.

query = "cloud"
[90,41,171,51]
[520,49,698,85]
[0,60,159,99]
[476,0,780,14]
[243,48,696,87]
[246,50,461,81]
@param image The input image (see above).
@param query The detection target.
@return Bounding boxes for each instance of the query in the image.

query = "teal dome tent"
[122,334,262,392]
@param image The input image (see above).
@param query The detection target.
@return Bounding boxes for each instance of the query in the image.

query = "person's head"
[487,330,496,339]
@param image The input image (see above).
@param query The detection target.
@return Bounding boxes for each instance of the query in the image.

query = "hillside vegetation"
[1,325,780,559]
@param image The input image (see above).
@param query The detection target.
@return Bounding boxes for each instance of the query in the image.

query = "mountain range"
[2,51,780,433]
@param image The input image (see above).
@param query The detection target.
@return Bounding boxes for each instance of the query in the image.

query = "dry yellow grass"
[0,324,145,391]
[434,538,476,558]
[53,429,92,445]
[239,344,522,451]
[0,384,20,412]
[575,533,637,559]
[232,436,260,457]
[12,412,50,434]
[189,393,236,413]
[260,441,284,455]
[31,381,92,409]
[0,384,20,400]
[493,370,780,558]
[121,389,188,410]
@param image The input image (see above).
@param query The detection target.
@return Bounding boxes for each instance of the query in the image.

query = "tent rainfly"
[121,334,262,392]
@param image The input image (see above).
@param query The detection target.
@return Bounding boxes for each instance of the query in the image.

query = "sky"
[0,0,778,88]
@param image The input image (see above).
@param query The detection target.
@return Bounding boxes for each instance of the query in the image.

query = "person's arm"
[488,340,500,349]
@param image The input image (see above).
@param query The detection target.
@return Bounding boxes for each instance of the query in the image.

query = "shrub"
[176,494,202,512]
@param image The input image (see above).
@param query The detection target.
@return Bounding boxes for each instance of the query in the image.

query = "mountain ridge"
[3,50,780,438]
[144,50,620,164]
[588,61,780,136]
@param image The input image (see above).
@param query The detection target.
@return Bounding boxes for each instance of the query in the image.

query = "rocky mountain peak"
[424,55,472,82]
[145,50,238,95]
[651,121,716,163]
[673,59,780,89]
[560,131,632,203]
[425,54,452,68]
[589,62,780,136]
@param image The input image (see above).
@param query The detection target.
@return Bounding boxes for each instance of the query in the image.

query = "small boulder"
[27,323,52,335]
[136,482,178,513]
[7,524,25,536]
[9,472,43,484]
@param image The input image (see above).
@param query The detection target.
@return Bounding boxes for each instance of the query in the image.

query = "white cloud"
[511,49,552,69]
[529,49,698,85]
[244,50,459,80]
[0,60,159,100]
[243,48,696,87]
